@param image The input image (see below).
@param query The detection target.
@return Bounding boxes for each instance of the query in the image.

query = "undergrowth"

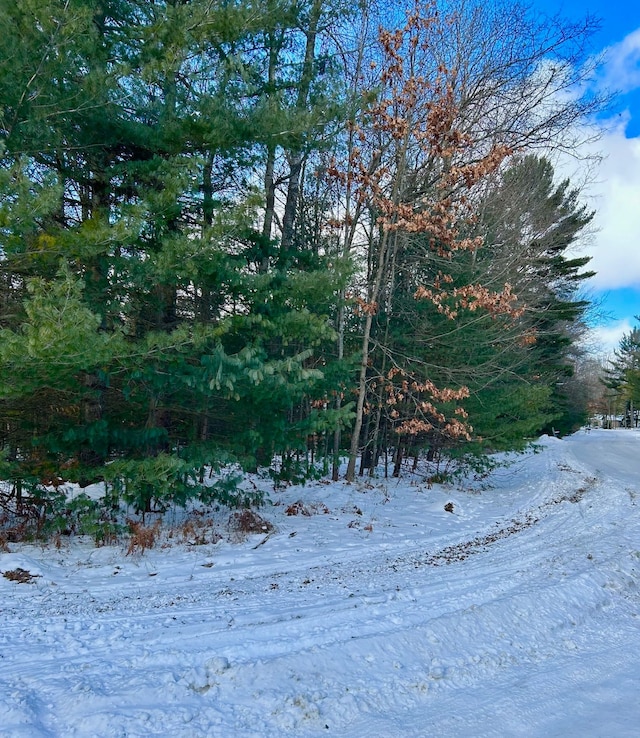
[0,460,265,549]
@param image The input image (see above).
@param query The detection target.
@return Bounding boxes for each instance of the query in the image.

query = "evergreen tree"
[0,0,349,512]
[474,155,594,437]
[0,0,605,518]
[604,325,640,428]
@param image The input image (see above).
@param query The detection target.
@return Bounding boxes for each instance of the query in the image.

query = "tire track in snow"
[3,435,640,736]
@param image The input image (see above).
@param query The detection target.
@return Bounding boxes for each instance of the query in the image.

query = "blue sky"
[531,0,640,353]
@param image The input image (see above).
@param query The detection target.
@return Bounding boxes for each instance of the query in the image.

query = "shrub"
[230,509,273,535]
[126,519,162,555]
[104,455,260,515]
[0,481,120,544]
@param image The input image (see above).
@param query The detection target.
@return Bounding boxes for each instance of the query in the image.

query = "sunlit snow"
[1,430,639,737]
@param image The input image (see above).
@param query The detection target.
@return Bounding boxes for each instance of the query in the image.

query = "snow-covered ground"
[1,430,639,737]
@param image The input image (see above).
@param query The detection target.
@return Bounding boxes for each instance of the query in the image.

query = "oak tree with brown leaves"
[333,6,523,481]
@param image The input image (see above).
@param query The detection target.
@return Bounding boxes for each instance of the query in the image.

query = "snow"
[1,429,639,737]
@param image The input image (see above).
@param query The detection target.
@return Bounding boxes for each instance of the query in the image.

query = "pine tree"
[604,325,640,428]
[0,0,349,510]
[473,155,595,438]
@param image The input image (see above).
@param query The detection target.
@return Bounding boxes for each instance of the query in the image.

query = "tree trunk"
[280,0,322,258]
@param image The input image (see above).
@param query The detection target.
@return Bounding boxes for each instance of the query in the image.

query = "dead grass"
[3,567,39,583]
[126,519,162,555]
[286,500,311,516]
[230,510,273,535]
[285,500,330,516]
[171,516,221,546]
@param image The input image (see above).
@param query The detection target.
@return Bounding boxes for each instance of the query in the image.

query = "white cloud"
[581,126,640,290]
[597,28,640,95]
[584,318,632,355]
[565,28,640,292]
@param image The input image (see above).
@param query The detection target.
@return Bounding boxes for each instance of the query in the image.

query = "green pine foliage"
[476,155,594,437]
[603,324,640,427]
[0,1,601,529]
[0,0,351,520]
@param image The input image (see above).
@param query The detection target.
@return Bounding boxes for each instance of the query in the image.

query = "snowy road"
[1,430,639,737]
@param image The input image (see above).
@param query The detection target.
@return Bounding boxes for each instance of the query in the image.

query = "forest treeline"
[0,0,603,521]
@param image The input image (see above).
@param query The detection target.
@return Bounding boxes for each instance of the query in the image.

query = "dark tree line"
[0,0,600,522]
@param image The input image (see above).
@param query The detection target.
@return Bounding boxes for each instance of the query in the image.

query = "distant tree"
[604,325,640,428]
